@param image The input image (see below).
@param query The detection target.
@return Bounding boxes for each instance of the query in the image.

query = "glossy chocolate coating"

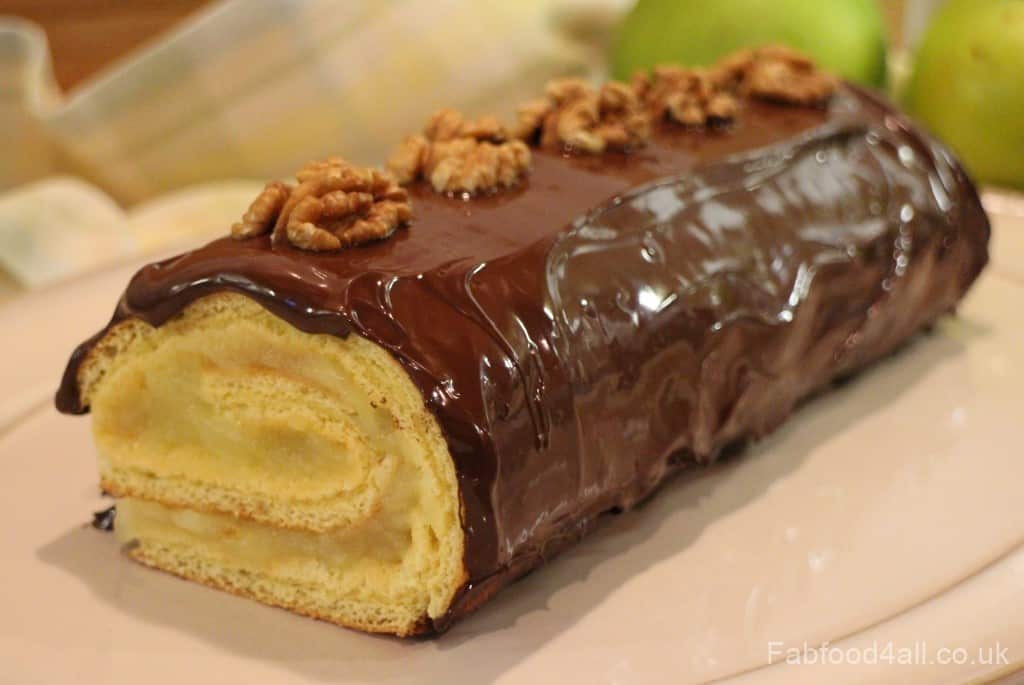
[91,506,116,532]
[56,86,989,633]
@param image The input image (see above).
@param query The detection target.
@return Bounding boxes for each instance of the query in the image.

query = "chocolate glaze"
[91,506,116,532]
[56,85,989,633]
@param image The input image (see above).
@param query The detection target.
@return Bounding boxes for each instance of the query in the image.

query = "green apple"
[610,0,887,86]
[904,0,1024,188]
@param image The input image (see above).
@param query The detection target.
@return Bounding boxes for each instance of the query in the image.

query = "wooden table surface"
[0,0,210,91]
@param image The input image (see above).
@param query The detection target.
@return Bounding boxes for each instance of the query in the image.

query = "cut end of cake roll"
[74,292,465,635]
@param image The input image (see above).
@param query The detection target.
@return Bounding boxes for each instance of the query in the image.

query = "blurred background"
[0,0,1020,296]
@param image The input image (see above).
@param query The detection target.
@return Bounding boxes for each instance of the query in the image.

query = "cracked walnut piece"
[634,66,738,127]
[513,78,650,154]
[713,45,837,106]
[230,158,411,252]
[388,108,531,195]
[231,180,292,239]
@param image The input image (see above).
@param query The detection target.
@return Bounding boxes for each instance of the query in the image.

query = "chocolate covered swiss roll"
[56,48,989,636]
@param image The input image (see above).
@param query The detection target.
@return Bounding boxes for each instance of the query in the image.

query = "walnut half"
[388,108,531,195]
[713,45,837,106]
[229,158,411,252]
[513,78,651,154]
[633,66,738,127]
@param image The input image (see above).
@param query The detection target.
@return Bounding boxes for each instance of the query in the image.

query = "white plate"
[2,198,1023,685]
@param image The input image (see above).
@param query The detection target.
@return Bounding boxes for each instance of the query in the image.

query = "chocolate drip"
[91,506,116,532]
[56,85,989,632]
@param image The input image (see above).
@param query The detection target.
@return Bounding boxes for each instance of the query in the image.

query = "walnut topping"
[423,108,506,143]
[229,157,411,251]
[713,45,836,106]
[231,180,292,239]
[513,78,650,154]
[388,108,531,195]
[633,47,834,127]
[633,66,739,127]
